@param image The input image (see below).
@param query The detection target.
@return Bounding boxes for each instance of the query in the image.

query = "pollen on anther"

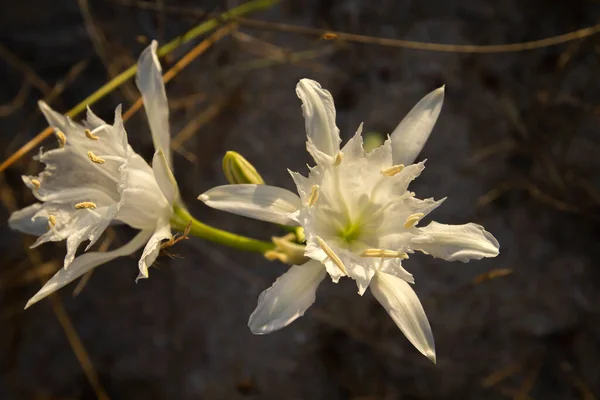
[87,151,105,164]
[360,249,408,259]
[85,129,99,140]
[316,236,347,274]
[30,179,41,189]
[55,130,67,148]
[404,212,424,229]
[333,152,344,166]
[307,185,320,206]
[48,215,57,228]
[75,201,97,210]
[381,164,405,176]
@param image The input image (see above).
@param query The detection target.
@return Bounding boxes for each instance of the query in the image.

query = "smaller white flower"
[9,41,180,308]
[200,79,500,362]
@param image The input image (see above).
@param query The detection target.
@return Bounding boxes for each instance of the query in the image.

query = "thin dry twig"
[0,173,110,400]
[481,360,527,388]
[0,42,53,95]
[512,363,540,400]
[78,0,139,102]
[72,229,116,297]
[170,96,229,151]
[560,361,597,400]
[0,79,31,117]
[122,22,237,122]
[472,268,513,285]
[113,0,600,53]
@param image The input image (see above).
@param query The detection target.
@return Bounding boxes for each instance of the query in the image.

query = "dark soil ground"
[1,0,600,399]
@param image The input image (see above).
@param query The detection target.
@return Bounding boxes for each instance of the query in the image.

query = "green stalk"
[66,0,280,119]
[171,205,275,254]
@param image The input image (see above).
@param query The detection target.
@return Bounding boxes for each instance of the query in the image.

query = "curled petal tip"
[425,349,437,364]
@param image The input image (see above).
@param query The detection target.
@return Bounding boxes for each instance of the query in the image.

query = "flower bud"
[222,151,264,185]
[264,234,309,265]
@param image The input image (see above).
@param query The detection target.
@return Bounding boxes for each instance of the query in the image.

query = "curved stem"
[171,205,274,254]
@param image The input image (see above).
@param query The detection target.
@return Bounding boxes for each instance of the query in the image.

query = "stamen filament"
[316,236,347,274]
[404,212,424,228]
[307,185,320,206]
[75,201,97,210]
[381,164,405,176]
[87,151,105,164]
[360,249,409,259]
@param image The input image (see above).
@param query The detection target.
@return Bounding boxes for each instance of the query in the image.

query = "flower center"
[338,220,363,244]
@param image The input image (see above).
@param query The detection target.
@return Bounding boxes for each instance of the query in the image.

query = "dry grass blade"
[0,173,110,400]
[170,97,229,151]
[122,22,237,122]
[0,0,277,172]
[0,42,52,95]
[113,1,600,53]
[72,230,115,297]
[472,268,513,285]
[0,80,31,117]
[512,364,540,400]
[481,360,526,388]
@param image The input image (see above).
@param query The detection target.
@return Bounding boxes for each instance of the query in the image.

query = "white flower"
[199,79,500,362]
[9,41,179,308]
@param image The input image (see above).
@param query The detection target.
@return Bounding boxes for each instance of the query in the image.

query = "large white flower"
[9,41,179,308]
[199,79,500,362]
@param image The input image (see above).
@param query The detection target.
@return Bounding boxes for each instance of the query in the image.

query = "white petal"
[370,161,426,204]
[304,243,346,283]
[25,230,152,309]
[370,271,436,363]
[38,101,78,136]
[152,149,178,205]
[341,122,365,161]
[412,221,500,262]
[248,260,326,334]
[8,203,48,236]
[296,79,341,164]
[116,153,171,230]
[136,40,171,166]
[137,220,171,280]
[199,184,301,226]
[378,259,415,284]
[391,86,445,165]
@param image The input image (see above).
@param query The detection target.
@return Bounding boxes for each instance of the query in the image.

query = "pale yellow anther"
[381,164,405,176]
[85,129,99,140]
[360,249,409,259]
[75,201,97,210]
[55,130,67,148]
[30,179,41,189]
[316,236,347,274]
[307,185,320,207]
[87,151,105,164]
[48,215,57,228]
[264,250,289,264]
[404,212,425,229]
[333,152,344,166]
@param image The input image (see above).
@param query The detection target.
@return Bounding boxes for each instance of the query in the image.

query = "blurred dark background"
[1,0,600,399]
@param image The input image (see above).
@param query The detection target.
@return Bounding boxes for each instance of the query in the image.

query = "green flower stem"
[171,205,275,254]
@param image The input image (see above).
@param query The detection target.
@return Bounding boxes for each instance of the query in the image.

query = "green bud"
[222,151,264,185]
[265,234,309,265]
